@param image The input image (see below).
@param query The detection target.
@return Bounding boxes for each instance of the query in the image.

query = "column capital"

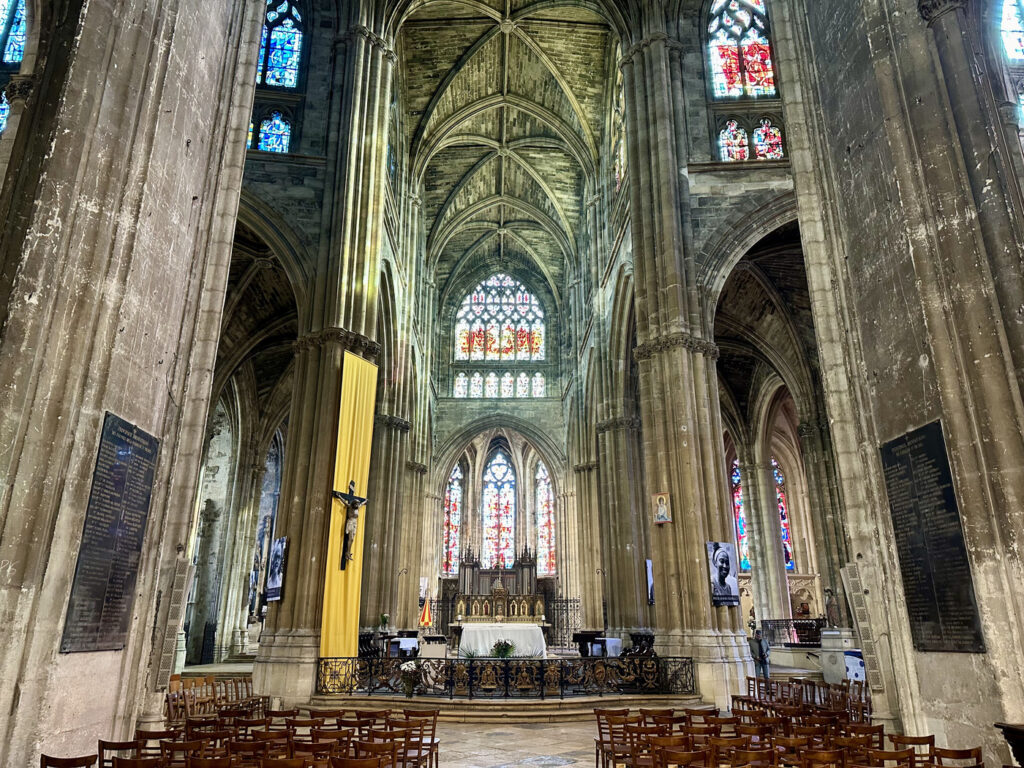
[375,413,411,432]
[595,416,640,434]
[573,461,598,473]
[406,460,428,474]
[918,0,967,24]
[293,326,380,359]
[633,331,719,361]
[4,74,35,105]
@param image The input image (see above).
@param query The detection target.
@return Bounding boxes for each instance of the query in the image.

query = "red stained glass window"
[731,459,751,571]
[442,465,463,575]
[536,462,556,576]
[753,118,784,159]
[482,452,516,569]
[708,0,777,99]
[719,120,749,161]
[772,457,795,570]
[454,274,545,362]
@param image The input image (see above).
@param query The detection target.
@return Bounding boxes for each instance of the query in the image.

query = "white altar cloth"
[459,623,547,658]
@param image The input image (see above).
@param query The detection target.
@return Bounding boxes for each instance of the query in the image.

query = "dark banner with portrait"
[707,541,740,606]
[266,536,288,602]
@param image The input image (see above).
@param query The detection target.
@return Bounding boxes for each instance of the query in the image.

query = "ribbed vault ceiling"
[399,0,615,297]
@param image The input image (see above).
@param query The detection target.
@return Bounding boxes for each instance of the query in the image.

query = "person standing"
[748,629,771,680]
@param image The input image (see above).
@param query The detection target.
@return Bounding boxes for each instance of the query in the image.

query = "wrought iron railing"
[760,618,827,647]
[316,656,697,698]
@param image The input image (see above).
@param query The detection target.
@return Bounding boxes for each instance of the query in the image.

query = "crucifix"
[331,480,367,570]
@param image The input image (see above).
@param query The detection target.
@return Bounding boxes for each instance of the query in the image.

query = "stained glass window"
[612,60,627,192]
[484,372,499,398]
[0,0,26,64]
[469,372,483,398]
[247,121,254,148]
[442,465,463,575]
[0,92,8,135]
[708,0,776,98]
[772,457,795,571]
[753,118,783,159]
[258,112,291,153]
[256,0,303,87]
[731,459,751,571]
[500,372,515,398]
[536,462,556,575]
[482,452,516,569]
[1004,0,1024,60]
[454,274,545,362]
[454,372,469,398]
[532,372,545,398]
[516,373,530,398]
[719,120,749,161]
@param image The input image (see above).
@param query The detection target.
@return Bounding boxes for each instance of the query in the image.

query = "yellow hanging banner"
[320,351,378,658]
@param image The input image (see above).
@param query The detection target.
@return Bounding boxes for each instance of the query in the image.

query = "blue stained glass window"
[771,457,795,571]
[1,0,25,64]
[730,459,751,571]
[0,93,9,134]
[258,112,291,153]
[1003,0,1024,61]
[256,0,303,88]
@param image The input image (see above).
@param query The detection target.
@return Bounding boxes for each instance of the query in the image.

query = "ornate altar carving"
[453,546,547,623]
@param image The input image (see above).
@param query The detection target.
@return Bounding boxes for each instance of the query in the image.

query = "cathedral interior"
[2,0,1024,764]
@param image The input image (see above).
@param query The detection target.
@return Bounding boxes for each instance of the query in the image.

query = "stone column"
[224,460,266,657]
[735,458,773,626]
[254,21,394,702]
[397,460,428,627]
[750,461,791,621]
[796,420,849,624]
[621,32,749,706]
[573,460,604,630]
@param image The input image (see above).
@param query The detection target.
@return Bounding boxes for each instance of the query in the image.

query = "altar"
[459,623,547,658]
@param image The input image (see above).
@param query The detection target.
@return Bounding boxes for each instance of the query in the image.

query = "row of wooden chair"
[593,708,984,768]
[733,678,871,724]
[41,707,441,768]
[166,677,263,722]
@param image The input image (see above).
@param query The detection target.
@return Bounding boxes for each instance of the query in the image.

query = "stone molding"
[338,25,397,61]
[918,0,967,23]
[620,33,680,66]
[797,420,827,438]
[4,74,35,104]
[633,332,719,361]
[406,460,428,474]
[573,461,598,473]
[595,416,640,434]
[375,414,411,432]
[293,327,380,358]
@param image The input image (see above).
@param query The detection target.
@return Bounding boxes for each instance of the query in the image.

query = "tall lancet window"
[442,464,463,575]
[257,0,304,87]
[1003,0,1024,60]
[0,0,26,64]
[482,451,516,569]
[771,457,795,570]
[707,0,776,98]
[731,459,751,571]
[535,462,555,575]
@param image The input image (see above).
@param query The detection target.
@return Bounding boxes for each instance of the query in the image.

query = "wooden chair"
[401,709,439,768]
[259,760,307,768]
[291,736,339,767]
[773,736,810,767]
[799,749,845,768]
[708,718,740,738]
[184,758,234,768]
[755,716,786,736]
[339,718,374,742]
[41,756,99,768]
[353,740,398,767]
[135,729,181,758]
[250,731,291,760]
[888,736,934,762]
[845,725,884,750]
[285,717,326,736]
[111,759,163,768]
[865,748,915,768]
[330,758,387,768]
[98,740,140,768]
[736,725,771,745]
[160,739,206,768]
[708,736,749,767]
[655,747,710,768]
[683,725,722,749]
[792,726,828,748]
[834,735,873,764]
[624,724,670,768]
[228,739,270,768]
[640,709,677,724]
[735,709,767,725]
[596,709,633,768]
[353,711,391,727]
[653,716,691,735]
[931,747,983,768]
[730,748,778,767]
[685,709,721,725]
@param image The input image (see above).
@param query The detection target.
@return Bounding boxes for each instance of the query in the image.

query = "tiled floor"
[436,720,594,767]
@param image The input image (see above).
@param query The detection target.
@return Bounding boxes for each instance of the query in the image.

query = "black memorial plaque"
[60,412,160,653]
[879,420,985,653]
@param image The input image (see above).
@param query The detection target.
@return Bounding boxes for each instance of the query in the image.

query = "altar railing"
[316,656,697,698]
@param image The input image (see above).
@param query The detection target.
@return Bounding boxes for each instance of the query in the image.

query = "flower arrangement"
[378,613,389,630]
[399,659,420,697]
[490,639,516,658]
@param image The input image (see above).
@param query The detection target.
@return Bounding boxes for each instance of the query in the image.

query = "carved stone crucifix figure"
[331,480,367,570]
